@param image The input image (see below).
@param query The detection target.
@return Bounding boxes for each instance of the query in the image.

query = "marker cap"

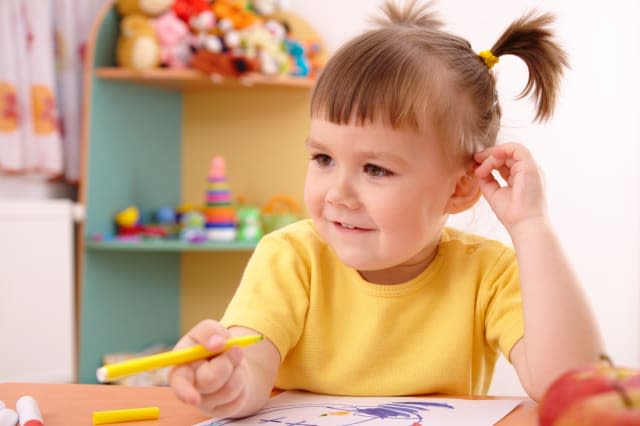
[16,396,43,426]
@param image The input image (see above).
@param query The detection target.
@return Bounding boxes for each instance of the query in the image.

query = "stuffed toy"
[172,0,210,24]
[239,21,289,75]
[190,50,259,78]
[152,11,195,68]
[250,0,284,16]
[284,38,309,77]
[212,0,260,30]
[116,14,161,69]
[116,0,174,17]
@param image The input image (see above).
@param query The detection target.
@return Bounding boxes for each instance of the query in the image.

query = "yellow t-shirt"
[221,219,523,396]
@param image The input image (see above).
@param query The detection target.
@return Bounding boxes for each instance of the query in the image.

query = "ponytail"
[488,11,569,122]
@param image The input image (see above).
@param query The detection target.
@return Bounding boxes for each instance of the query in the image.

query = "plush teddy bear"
[115,0,174,69]
[116,14,161,69]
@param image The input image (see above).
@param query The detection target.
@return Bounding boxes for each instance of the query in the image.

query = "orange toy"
[211,0,260,30]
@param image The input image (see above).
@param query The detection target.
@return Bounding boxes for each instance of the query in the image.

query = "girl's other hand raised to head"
[473,142,548,234]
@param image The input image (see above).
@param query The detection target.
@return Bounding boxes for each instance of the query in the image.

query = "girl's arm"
[474,143,604,401]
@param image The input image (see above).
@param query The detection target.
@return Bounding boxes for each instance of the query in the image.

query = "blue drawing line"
[206,400,455,426]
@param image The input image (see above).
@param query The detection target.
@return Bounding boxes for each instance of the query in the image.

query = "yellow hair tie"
[479,50,499,69]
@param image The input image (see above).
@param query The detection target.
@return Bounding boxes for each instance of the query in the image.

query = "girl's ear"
[445,169,481,214]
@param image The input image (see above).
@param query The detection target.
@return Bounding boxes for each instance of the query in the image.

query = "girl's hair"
[310,0,568,162]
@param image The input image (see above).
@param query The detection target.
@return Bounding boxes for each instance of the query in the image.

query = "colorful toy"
[152,11,194,68]
[249,0,286,16]
[115,205,141,229]
[114,205,170,239]
[116,15,161,70]
[237,205,263,242]
[155,205,176,225]
[180,211,207,243]
[285,37,309,77]
[190,50,259,78]
[261,194,301,233]
[172,0,210,24]
[204,156,237,241]
[212,0,261,30]
[239,21,290,75]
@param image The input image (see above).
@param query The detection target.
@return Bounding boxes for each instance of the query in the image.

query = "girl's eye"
[364,163,393,177]
[310,154,333,167]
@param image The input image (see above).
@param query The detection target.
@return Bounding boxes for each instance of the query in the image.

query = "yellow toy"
[115,206,140,228]
[116,15,161,70]
[116,0,173,17]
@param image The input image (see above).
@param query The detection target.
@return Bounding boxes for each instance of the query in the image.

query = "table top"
[0,383,538,425]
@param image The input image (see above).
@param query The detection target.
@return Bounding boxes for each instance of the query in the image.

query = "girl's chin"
[334,251,387,272]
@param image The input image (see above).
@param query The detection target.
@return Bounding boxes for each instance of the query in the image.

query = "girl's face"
[304,118,464,284]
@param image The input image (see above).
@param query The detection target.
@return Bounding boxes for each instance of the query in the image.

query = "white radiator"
[0,199,81,382]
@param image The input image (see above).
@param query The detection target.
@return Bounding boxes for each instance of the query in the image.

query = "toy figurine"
[180,211,207,243]
[237,205,263,242]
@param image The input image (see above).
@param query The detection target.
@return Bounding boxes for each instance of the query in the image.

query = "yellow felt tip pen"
[96,334,263,383]
[93,407,160,425]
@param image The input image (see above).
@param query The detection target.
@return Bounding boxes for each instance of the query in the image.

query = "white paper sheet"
[194,390,522,426]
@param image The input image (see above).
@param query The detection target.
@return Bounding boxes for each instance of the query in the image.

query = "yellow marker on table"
[96,334,263,383]
[93,407,160,425]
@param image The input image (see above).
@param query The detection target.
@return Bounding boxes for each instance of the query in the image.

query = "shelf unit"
[78,2,317,383]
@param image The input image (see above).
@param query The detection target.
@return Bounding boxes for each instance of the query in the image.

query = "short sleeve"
[481,248,524,361]
[220,233,311,361]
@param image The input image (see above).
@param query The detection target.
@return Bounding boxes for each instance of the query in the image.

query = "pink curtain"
[0,0,107,182]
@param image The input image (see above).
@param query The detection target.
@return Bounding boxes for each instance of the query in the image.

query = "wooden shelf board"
[95,67,315,90]
[86,238,257,252]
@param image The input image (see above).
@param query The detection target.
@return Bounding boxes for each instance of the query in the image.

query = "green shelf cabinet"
[78,3,317,383]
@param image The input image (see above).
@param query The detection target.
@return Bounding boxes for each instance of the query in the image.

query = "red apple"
[539,355,640,425]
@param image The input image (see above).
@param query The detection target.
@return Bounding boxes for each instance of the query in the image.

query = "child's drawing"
[207,400,453,426]
[195,391,522,426]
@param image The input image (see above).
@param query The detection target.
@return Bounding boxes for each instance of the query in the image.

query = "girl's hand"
[169,319,249,417]
[474,142,548,234]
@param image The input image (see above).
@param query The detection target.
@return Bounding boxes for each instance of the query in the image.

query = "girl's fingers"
[169,364,201,406]
[476,168,501,199]
[198,361,248,416]
[195,347,244,395]
[173,320,231,356]
[497,165,512,183]
[475,150,506,178]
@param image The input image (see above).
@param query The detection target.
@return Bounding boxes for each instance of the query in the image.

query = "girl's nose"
[325,173,360,210]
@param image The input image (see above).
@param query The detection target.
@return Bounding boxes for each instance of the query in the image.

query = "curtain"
[0,0,107,182]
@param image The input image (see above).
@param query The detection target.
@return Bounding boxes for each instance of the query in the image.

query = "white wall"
[289,0,640,395]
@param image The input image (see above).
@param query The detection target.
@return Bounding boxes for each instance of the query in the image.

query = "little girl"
[170,0,603,418]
